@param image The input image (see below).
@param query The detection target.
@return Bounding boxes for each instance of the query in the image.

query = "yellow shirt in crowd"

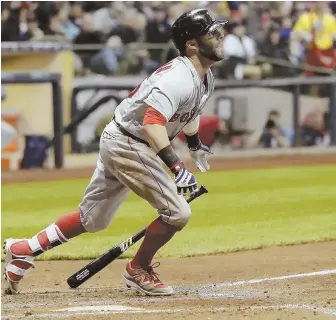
[293,12,336,50]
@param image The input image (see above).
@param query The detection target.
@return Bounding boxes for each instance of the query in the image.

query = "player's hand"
[189,144,213,172]
[174,168,198,196]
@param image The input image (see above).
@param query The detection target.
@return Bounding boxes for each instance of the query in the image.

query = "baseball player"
[4,9,227,296]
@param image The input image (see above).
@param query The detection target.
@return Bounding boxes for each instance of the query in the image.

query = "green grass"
[2,165,336,260]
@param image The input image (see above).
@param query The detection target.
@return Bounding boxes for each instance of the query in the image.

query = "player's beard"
[197,39,223,62]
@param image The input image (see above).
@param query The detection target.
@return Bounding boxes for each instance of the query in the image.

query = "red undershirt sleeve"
[143,106,167,126]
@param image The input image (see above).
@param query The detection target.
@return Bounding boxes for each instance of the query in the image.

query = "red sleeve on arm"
[143,107,167,126]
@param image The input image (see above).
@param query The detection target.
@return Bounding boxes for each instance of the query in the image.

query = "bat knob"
[199,185,208,194]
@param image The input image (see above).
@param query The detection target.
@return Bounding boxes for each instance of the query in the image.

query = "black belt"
[113,120,150,147]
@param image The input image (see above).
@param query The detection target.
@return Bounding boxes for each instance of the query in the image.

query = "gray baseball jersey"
[107,56,214,140]
[79,57,214,232]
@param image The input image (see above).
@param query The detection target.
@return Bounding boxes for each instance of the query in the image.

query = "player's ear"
[185,39,198,54]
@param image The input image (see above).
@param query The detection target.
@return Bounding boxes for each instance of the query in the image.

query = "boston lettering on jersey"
[170,106,197,123]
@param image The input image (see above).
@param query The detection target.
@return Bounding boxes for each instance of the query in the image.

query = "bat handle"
[186,185,208,203]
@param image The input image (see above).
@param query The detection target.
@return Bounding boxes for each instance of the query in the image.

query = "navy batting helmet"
[171,9,228,53]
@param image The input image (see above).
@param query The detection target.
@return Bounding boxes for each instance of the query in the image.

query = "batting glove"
[174,168,198,196]
[189,144,213,173]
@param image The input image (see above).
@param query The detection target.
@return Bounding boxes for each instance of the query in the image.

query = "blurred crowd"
[246,107,330,148]
[1,2,334,153]
[2,1,336,78]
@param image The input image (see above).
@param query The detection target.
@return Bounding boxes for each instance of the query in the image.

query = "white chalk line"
[57,305,143,312]
[7,305,336,319]
[210,268,336,288]
[4,268,336,319]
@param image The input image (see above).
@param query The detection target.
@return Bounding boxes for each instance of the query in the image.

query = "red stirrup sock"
[10,211,86,257]
[131,218,178,268]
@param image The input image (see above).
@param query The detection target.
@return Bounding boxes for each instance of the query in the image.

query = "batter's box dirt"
[2,241,336,320]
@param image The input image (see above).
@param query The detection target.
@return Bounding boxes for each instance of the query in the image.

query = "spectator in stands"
[237,2,249,26]
[300,107,330,147]
[268,2,283,26]
[108,9,145,45]
[74,14,104,45]
[1,2,21,41]
[280,16,292,46]
[69,1,85,28]
[91,2,123,36]
[291,2,336,76]
[23,1,40,19]
[2,1,331,80]
[221,21,270,79]
[81,2,107,13]
[260,24,295,78]
[208,1,231,20]
[1,5,12,41]
[19,13,44,41]
[254,9,272,46]
[3,1,46,41]
[167,3,187,26]
[90,9,147,75]
[73,14,105,71]
[48,6,80,41]
[32,1,53,34]
[145,5,172,72]
[89,35,124,75]
[248,110,290,148]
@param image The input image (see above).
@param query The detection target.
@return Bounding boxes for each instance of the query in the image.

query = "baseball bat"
[67,185,208,288]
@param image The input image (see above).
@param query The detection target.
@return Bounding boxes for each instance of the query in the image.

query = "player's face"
[197,27,225,62]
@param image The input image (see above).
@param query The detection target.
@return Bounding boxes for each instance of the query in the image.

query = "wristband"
[185,132,201,151]
[157,145,184,174]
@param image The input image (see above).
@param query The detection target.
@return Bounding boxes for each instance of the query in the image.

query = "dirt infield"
[2,153,336,184]
[2,242,336,319]
[2,153,336,319]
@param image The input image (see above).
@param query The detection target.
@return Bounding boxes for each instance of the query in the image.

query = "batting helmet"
[171,9,228,53]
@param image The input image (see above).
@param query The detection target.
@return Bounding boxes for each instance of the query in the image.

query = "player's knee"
[160,201,192,229]
[175,206,192,229]
[80,213,110,233]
